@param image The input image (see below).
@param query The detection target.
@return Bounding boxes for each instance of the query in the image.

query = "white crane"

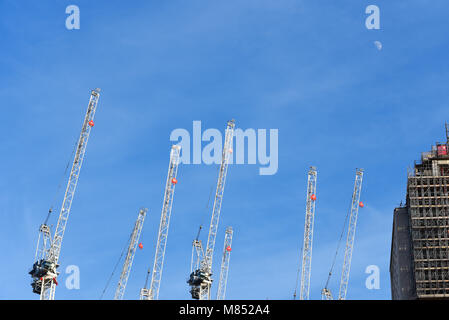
[338,168,364,300]
[141,145,181,300]
[190,226,204,275]
[299,166,317,300]
[29,88,100,300]
[188,119,235,300]
[188,226,206,299]
[216,226,233,300]
[321,168,364,300]
[115,208,148,300]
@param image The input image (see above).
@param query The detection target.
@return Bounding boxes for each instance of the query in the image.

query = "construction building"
[390,126,449,299]
[390,206,416,299]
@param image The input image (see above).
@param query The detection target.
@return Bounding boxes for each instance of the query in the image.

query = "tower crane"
[140,145,181,300]
[338,168,364,300]
[188,119,235,300]
[29,88,100,300]
[114,208,148,300]
[299,166,317,300]
[216,226,233,300]
[321,168,364,300]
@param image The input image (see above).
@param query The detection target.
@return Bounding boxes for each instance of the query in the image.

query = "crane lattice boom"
[188,119,235,300]
[141,145,181,300]
[115,208,147,300]
[216,226,233,300]
[338,168,364,300]
[29,88,100,300]
[300,166,317,300]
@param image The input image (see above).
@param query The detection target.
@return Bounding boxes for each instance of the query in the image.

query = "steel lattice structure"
[188,228,205,300]
[33,224,51,269]
[191,240,204,273]
[141,145,181,300]
[321,288,333,300]
[338,168,364,300]
[300,166,317,300]
[29,89,100,300]
[115,208,148,300]
[216,226,233,300]
[190,226,204,275]
[188,119,235,300]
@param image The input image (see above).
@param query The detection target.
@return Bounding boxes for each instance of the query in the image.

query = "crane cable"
[99,226,134,299]
[324,200,353,291]
[45,138,78,225]
[198,186,214,256]
[143,265,151,290]
[34,137,78,263]
[292,243,303,300]
[203,186,214,225]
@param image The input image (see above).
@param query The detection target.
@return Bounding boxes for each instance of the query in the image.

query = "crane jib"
[29,89,100,300]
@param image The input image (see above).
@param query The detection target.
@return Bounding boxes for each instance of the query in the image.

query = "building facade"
[390,134,449,299]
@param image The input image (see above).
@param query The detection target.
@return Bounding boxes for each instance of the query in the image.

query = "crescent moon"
[374,41,382,51]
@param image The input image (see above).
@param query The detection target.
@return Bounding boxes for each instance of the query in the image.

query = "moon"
[374,41,382,51]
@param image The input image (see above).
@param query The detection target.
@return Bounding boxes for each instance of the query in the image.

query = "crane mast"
[190,226,204,274]
[141,145,181,300]
[29,88,100,300]
[114,208,148,300]
[338,168,364,300]
[188,227,205,299]
[216,226,233,300]
[299,166,317,300]
[321,288,333,300]
[188,119,235,300]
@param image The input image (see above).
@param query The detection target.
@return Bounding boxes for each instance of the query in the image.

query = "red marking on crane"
[40,277,43,281]
[438,145,447,156]
[53,278,58,285]
[311,194,317,201]
[138,243,143,249]
[226,246,232,252]
[359,201,364,208]
[172,178,178,184]
[88,120,94,127]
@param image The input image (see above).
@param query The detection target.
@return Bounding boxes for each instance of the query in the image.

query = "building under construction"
[390,125,449,299]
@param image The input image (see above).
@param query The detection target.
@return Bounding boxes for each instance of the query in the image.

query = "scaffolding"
[407,140,449,299]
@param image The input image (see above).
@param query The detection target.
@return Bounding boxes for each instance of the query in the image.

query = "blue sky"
[1,0,449,300]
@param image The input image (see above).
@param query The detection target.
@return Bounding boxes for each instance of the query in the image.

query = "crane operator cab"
[29,259,59,294]
[187,269,212,299]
